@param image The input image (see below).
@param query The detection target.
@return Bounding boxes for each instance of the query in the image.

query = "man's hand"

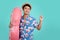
[37,16,43,30]
[40,16,43,21]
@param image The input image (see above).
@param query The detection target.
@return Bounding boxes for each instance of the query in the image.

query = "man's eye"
[28,8,30,10]
[25,8,27,9]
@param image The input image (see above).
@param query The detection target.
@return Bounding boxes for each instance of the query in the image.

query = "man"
[19,3,43,40]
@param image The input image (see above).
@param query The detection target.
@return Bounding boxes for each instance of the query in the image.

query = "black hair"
[22,3,31,10]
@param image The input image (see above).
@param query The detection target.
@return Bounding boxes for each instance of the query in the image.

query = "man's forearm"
[37,20,42,30]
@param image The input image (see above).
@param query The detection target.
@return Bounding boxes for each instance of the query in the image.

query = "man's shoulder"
[29,16,36,20]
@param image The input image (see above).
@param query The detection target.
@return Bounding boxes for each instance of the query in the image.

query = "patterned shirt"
[19,15,38,40]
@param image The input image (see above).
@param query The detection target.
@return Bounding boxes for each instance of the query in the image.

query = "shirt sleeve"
[32,19,38,28]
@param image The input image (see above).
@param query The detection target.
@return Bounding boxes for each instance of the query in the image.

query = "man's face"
[23,6,31,15]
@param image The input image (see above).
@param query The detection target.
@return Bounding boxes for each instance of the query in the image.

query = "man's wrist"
[40,20,42,22]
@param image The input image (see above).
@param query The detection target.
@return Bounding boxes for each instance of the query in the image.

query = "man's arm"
[37,16,43,30]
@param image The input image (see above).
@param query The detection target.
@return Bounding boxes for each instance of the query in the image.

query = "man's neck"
[23,14,29,19]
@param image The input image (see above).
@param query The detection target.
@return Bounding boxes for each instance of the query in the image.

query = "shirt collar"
[22,15,30,20]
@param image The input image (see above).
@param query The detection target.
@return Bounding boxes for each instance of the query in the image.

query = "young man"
[19,3,43,40]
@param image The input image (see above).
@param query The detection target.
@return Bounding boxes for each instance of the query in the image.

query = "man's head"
[22,3,31,15]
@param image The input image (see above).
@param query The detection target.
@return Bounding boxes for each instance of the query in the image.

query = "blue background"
[0,0,60,40]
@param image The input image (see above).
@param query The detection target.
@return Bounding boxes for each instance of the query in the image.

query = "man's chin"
[25,13,29,15]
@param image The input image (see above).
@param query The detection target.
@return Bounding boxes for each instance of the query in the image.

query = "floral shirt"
[19,15,38,40]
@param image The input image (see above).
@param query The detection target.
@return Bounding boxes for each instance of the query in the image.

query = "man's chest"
[20,19,34,30]
[21,19,33,26]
